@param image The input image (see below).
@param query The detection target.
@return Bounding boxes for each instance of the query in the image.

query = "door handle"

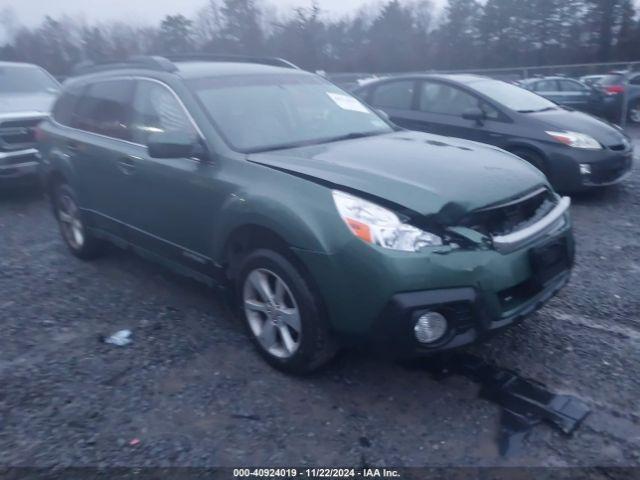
[117,156,138,176]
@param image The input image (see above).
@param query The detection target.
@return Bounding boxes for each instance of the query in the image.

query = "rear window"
[599,74,624,86]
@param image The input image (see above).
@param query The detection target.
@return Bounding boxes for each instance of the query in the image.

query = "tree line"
[0,0,639,77]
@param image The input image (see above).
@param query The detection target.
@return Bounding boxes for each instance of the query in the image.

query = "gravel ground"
[1,128,639,470]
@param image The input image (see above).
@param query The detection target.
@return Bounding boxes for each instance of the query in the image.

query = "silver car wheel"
[630,105,640,124]
[243,268,302,359]
[58,194,85,250]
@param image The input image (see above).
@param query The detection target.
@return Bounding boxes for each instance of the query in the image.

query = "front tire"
[236,248,336,374]
[510,148,548,177]
[54,183,103,260]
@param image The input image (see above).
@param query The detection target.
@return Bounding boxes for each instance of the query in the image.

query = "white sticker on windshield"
[327,92,369,113]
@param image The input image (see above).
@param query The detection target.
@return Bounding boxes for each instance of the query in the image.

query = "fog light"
[414,312,448,344]
[579,163,591,175]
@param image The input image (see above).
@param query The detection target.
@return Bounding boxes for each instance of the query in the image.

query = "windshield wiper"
[517,106,556,113]
[246,131,386,154]
[321,131,385,143]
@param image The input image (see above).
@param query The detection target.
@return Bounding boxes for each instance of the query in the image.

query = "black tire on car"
[236,248,336,374]
[54,183,103,260]
[510,148,549,177]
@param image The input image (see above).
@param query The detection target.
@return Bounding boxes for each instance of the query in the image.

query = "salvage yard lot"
[1,128,639,469]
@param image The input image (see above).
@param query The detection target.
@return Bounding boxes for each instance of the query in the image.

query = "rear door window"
[418,81,499,119]
[130,80,196,145]
[370,80,416,110]
[72,79,135,141]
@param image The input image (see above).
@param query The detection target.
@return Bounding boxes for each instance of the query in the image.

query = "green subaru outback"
[38,56,574,373]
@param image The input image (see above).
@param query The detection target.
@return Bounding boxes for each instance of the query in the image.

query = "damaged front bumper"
[293,204,574,355]
[371,266,571,356]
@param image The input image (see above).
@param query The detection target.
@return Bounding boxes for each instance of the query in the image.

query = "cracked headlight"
[546,131,602,150]
[332,190,443,252]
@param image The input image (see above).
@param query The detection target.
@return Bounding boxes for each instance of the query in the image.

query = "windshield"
[0,65,60,94]
[189,74,392,153]
[471,79,557,113]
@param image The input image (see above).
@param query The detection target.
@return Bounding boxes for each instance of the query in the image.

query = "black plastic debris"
[420,353,591,456]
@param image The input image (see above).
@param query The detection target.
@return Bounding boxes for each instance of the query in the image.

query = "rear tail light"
[604,85,625,95]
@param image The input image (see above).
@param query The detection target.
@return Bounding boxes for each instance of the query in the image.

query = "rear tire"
[54,183,103,260]
[236,248,336,374]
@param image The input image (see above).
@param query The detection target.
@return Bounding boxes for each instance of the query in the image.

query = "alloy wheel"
[243,268,302,359]
[630,105,640,124]
[58,194,85,250]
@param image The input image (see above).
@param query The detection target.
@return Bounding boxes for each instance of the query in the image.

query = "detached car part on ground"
[355,74,634,192]
[38,56,574,374]
[0,62,60,186]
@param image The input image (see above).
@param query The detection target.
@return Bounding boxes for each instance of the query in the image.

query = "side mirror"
[147,131,203,159]
[462,108,486,125]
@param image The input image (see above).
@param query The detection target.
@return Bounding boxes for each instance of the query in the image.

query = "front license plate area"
[530,238,569,287]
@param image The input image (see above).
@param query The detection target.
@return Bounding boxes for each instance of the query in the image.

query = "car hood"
[528,108,627,146]
[248,131,548,223]
[0,92,56,116]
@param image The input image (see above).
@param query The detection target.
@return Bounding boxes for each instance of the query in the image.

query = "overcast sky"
[1,0,419,27]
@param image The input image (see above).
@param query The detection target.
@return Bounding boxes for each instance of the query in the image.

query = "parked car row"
[520,72,640,124]
[354,74,634,192]
[0,56,633,374]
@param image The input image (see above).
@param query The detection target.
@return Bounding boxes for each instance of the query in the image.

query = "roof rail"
[72,56,178,76]
[165,53,301,70]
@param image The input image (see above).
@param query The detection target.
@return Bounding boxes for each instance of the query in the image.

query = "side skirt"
[89,226,228,289]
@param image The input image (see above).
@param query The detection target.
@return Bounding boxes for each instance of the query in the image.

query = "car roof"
[173,61,308,79]
[359,73,494,86]
[65,60,312,87]
[422,74,491,84]
[523,76,579,82]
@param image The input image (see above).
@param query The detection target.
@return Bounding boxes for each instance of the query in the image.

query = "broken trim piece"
[419,353,591,457]
[492,196,571,253]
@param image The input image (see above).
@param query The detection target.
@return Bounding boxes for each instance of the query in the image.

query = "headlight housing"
[546,131,602,150]
[332,190,443,252]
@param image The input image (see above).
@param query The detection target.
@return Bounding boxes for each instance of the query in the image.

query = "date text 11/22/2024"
[233,468,401,478]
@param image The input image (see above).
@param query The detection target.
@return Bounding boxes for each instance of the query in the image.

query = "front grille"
[460,188,557,237]
[0,118,43,151]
